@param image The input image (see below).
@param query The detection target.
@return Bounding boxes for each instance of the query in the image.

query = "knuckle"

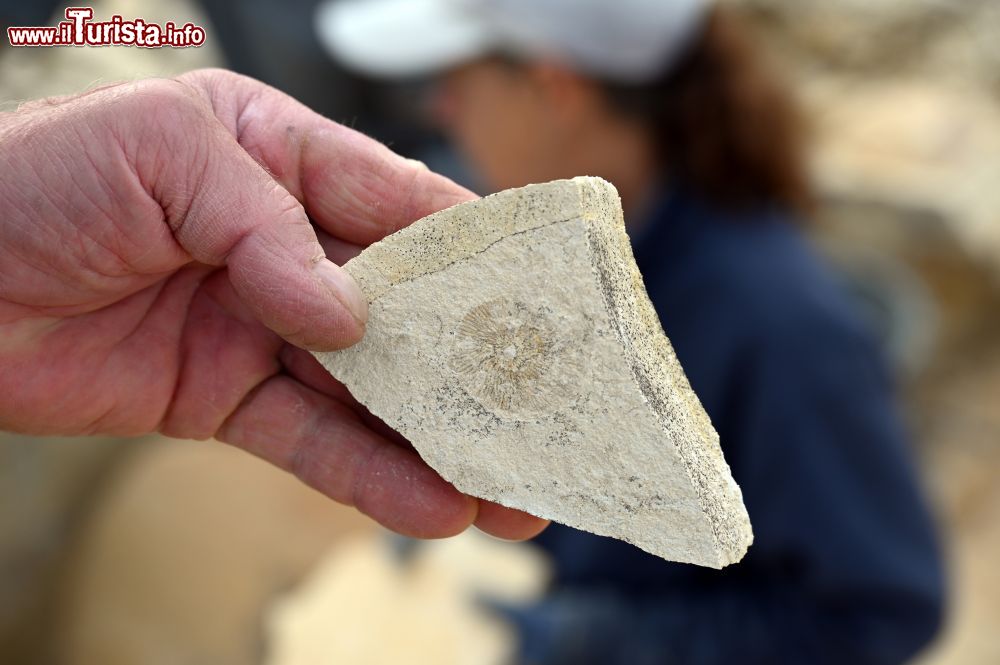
[178,67,246,91]
[131,78,211,124]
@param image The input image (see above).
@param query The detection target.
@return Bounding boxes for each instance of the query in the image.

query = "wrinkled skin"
[0,68,546,540]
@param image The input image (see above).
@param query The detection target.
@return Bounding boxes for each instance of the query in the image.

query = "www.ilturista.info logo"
[6,7,206,48]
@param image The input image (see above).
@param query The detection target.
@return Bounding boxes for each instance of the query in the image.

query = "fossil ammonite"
[448,297,582,416]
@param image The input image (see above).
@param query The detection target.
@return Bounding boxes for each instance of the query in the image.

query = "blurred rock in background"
[264,532,548,665]
[0,436,130,662]
[55,438,374,665]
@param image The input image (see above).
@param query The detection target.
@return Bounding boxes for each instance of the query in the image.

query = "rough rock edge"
[576,178,753,568]
[340,181,585,303]
[327,176,752,567]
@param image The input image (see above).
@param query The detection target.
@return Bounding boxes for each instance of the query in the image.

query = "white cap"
[316,0,711,84]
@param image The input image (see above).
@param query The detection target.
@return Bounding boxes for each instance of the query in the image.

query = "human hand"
[0,68,546,540]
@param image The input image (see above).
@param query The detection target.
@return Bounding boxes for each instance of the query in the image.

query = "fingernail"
[314,259,368,326]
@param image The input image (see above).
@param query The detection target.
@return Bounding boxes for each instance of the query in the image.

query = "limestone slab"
[313,177,753,568]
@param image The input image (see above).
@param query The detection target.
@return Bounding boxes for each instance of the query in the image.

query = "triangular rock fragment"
[313,177,752,568]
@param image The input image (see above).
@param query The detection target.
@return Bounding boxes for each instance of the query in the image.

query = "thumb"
[135,79,366,351]
[224,210,368,351]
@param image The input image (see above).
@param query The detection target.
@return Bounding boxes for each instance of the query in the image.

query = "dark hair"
[603,7,812,214]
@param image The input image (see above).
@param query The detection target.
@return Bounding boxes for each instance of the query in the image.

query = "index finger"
[177,68,476,245]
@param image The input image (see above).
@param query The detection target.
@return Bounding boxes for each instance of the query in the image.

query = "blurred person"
[193,0,453,165]
[0,68,547,542]
[318,0,946,663]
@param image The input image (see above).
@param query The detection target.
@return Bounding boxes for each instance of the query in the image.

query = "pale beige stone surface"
[314,177,752,568]
[265,531,550,665]
[56,438,373,665]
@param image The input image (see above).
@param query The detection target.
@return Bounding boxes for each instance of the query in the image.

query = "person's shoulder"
[677,204,871,349]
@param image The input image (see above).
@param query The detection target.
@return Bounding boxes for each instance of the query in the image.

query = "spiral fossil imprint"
[449,298,581,416]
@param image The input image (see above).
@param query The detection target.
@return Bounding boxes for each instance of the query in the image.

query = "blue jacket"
[504,188,945,665]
